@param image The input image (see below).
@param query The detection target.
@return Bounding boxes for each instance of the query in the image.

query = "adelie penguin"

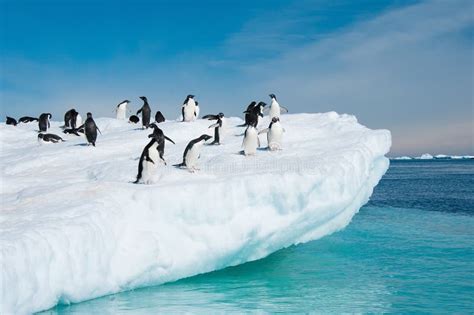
[6,116,17,126]
[18,116,39,124]
[267,94,288,119]
[78,112,101,146]
[137,96,151,128]
[174,134,212,172]
[155,111,165,123]
[38,113,52,132]
[116,100,130,120]
[181,95,198,122]
[134,124,175,184]
[258,117,285,151]
[129,115,140,124]
[202,113,224,145]
[242,122,260,156]
[238,101,266,127]
[38,133,65,144]
[63,109,82,129]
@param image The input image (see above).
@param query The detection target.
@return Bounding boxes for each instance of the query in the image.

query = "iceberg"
[393,156,412,160]
[416,153,434,160]
[0,112,391,314]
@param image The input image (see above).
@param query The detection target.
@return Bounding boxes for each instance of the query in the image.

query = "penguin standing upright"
[237,101,256,127]
[202,113,224,145]
[80,112,100,146]
[38,113,52,132]
[116,100,130,120]
[268,94,288,119]
[64,109,76,128]
[181,95,197,122]
[174,134,212,172]
[242,123,260,156]
[259,117,285,151]
[134,124,175,184]
[137,96,151,128]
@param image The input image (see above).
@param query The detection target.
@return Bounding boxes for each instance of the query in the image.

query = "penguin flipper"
[164,136,175,144]
[145,156,155,164]
[280,107,289,114]
[258,128,269,135]
[208,122,219,129]
[137,108,143,115]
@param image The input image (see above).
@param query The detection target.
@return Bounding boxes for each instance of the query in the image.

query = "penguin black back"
[6,116,17,126]
[155,111,165,123]
[18,116,38,123]
[83,112,99,146]
[38,113,51,132]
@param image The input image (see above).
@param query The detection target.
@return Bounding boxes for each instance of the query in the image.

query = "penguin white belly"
[268,123,283,151]
[116,105,127,120]
[194,106,200,120]
[142,142,160,183]
[183,104,196,122]
[185,143,202,168]
[269,101,281,119]
[243,127,258,155]
[76,114,82,127]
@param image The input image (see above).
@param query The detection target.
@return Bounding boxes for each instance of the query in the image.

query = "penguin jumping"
[137,96,151,128]
[174,134,212,172]
[38,113,52,132]
[267,94,288,119]
[258,117,285,151]
[202,113,224,145]
[134,124,175,184]
[78,112,101,146]
[181,95,198,122]
[116,100,130,120]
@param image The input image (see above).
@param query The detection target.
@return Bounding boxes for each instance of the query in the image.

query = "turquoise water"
[42,160,474,313]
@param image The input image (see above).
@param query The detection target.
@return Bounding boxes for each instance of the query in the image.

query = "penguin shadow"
[257,147,269,151]
[234,133,245,137]
[73,143,90,147]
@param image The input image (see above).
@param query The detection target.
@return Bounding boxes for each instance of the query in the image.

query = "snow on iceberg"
[416,153,434,160]
[393,156,412,160]
[0,112,391,314]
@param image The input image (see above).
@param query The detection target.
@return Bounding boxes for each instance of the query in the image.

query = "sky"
[0,0,473,156]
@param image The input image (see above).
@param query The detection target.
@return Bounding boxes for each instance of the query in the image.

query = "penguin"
[181,94,197,122]
[268,94,288,119]
[134,124,175,184]
[79,112,100,146]
[202,113,224,145]
[174,134,212,172]
[239,102,266,128]
[116,100,130,120]
[6,116,17,126]
[258,117,285,151]
[242,124,260,156]
[38,113,52,132]
[64,109,75,128]
[195,101,200,119]
[129,115,140,124]
[63,128,81,136]
[137,96,151,128]
[237,101,256,127]
[155,111,165,123]
[38,133,65,143]
[18,116,38,123]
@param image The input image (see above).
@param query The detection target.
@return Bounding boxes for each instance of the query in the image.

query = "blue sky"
[1,0,472,155]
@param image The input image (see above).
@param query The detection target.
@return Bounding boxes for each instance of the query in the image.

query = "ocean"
[41,160,474,313]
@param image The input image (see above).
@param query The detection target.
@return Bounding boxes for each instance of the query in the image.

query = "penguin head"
[38,133,44,139]
[139,96,148,102]
[187,94,195,99]
[86,112,92,118]
[47,113,52,119]
[269,93,277,100]
[218,112,224,118]
[271,117,280,123]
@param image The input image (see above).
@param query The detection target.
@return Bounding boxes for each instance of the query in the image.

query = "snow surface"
[0,112,391,314]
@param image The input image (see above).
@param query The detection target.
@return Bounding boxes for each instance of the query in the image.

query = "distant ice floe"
[391,154,473,161]
[1,112,392,314]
